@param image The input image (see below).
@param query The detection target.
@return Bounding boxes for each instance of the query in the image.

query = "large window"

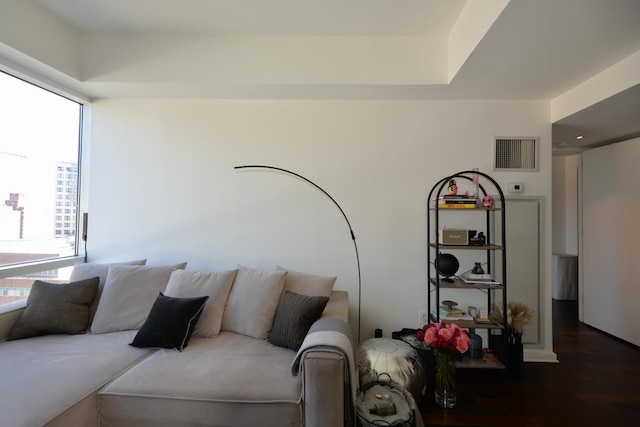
[0,71,83,306]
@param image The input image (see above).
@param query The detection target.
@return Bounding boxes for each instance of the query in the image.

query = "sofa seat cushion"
[99,332,303,426]
[0,330,150,427]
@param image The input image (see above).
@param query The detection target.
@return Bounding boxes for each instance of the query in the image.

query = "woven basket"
[356,374,417,427]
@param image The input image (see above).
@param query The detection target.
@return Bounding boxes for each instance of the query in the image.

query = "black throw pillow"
[130,292,208,351]
[269,290,329,351]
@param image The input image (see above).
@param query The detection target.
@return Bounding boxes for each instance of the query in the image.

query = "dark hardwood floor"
[420,300,640,426]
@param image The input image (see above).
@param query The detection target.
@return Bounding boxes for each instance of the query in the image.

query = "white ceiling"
[12,1,640,152]
[36,0,467,36]
[552,84,640,153]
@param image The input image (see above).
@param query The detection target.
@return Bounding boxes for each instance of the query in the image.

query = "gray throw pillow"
[268,290,329,351]
[8,277,100,340]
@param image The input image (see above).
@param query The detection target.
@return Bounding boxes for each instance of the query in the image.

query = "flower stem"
[435,349,456,408]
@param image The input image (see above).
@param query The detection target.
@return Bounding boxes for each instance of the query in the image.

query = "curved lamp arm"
[234,165,362,342]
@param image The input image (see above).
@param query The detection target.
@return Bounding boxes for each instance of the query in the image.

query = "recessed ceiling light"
[576,135,584,140]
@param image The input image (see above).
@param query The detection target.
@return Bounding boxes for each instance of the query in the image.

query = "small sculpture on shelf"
[447,179,458,195]
[482,195,494,208]
[471,262,485,274]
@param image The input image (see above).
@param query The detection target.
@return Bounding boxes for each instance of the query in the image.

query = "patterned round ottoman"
[357,338,427,404]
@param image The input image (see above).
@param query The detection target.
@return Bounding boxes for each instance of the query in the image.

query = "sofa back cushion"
[90,263,186,334]
[221,266,286,340]
[69,259,147,322]
[164,269,237,337]
[277,266,336,297]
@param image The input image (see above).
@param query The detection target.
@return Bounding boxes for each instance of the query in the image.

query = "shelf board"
[428,312,504,330]
[429,277,504,290]
[456,356,505,369]
[429,243,503,250]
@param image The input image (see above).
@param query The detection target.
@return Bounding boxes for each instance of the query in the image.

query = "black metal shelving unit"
[427,170,508,369]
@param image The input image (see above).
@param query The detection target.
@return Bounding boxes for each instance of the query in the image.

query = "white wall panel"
[582,137,640,346]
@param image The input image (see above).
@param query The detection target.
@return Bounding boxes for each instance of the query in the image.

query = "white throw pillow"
[164,269,237,337]
[90,263,186,334]
[277,266,336,297]
[69,259,147,322]
[221,266,287,340]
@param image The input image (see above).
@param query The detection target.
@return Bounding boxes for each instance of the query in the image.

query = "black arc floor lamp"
[234,165,362,342]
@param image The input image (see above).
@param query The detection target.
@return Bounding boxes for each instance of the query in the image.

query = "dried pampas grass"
[490,301,535,334]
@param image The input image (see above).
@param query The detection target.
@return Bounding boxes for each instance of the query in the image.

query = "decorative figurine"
[471,262,485,274]
[482,195,494,208]
[447,179,458,195]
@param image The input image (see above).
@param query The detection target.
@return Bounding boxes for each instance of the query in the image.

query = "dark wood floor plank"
[420,300,640,426]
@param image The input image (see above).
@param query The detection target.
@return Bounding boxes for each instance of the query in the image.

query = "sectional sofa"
[0,261,355,427]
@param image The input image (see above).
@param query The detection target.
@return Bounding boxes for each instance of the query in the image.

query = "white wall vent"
[494,137,539,171]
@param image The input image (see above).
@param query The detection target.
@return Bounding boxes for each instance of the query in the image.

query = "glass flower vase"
[434,349,457,408]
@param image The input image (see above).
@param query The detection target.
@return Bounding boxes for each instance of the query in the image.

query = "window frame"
[0,65,89,281]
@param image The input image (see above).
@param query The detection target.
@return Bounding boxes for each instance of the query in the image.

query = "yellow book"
[438,203,476,209]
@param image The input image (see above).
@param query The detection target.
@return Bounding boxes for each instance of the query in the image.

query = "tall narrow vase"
[434,349,457,408]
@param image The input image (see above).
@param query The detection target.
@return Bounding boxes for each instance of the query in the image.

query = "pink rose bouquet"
[417,322,471,354]
[417,322,471,408]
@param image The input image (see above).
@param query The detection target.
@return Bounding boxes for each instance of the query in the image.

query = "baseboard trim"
[524,349,558,363]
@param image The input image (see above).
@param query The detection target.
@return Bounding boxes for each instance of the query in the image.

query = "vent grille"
[494,137,538,171]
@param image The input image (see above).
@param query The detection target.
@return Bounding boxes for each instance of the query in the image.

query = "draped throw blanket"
[291,318,357,427]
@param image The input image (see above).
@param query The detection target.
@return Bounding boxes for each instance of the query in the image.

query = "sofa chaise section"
[0,300,151,427]
[99,290,351,427]
[99,333,303,426]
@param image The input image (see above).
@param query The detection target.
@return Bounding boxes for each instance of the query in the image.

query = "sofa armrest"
[0,299,26,342]
[299,290,354,427]
[302,351,346,427]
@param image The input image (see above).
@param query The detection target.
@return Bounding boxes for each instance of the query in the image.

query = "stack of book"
[459,272,502,285]
[432,305,475,326]
[437,195,478,208]
[439,304,464,318]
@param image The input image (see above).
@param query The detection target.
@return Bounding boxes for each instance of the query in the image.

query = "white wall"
[87,98,554,358]
[552,154,580,255]
[552,157,567,254]
[582,137,640,346]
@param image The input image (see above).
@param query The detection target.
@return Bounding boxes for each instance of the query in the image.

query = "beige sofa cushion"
[277,266,336,297]
[91,263,186,334]
[164,269,237,337]
[69,259,147,321]
[221,266,286,340]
